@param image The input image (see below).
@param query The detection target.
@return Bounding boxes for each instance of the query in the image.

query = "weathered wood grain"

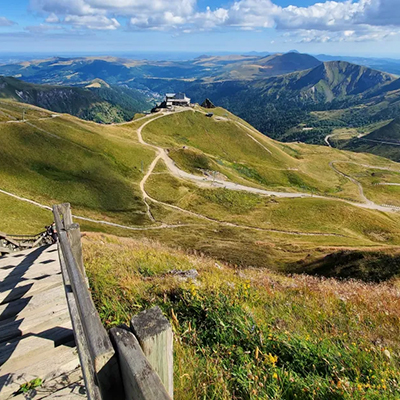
[59,246,101,400]
[110,328,171,400]
[54,204,123,400]
[131,307,174,398]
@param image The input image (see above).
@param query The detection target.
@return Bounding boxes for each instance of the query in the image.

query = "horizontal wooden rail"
[53,203,173,400]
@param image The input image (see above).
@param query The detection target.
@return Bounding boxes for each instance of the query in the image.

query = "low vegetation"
[84,233,400,400]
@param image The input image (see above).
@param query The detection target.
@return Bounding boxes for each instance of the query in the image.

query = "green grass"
[0,103,157,226]
[0,193,53,234]
[146,170,400,245]
[1,100,400,272]
[84,233,400,400]
[0,99,51,120]
[142,110,398,202]
[334,163,400,207]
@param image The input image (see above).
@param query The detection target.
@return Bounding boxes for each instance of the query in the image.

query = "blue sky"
[1,0,400,57]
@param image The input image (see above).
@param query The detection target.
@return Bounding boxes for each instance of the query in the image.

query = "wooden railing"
[0,231,48,256]
[53,203,173,400]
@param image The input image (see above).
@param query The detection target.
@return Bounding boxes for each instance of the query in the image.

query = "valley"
[2,53,400,164]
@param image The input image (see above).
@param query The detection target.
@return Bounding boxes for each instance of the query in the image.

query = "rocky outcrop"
[201,98,216,109]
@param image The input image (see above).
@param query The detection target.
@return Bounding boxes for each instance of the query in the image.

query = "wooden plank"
[58,203,73,227]
[0,260,61,281]
[0,322,74,367]
[11,367,84,400]
[40,382,86,399]
[110,328,171,400]
[0,285,67,322]
[65,223,84,279]
[131,307,174,398]
[0,341,80,399]
[0,274,63,305]
[0,309,70,344]
[52,202,123,400]
[57,230,123,400]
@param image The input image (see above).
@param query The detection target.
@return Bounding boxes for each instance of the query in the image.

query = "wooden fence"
[53,203,173,400]
[0,231,48,255]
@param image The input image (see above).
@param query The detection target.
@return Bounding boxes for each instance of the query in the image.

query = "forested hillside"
[0,76,154,123]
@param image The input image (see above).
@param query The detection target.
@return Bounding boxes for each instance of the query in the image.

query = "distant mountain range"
[0,52,323,85]
[1,52,400,161]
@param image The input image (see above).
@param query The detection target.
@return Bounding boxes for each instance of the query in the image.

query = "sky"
[0,0,400,57]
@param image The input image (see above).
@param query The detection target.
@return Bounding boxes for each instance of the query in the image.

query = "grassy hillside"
[4,57,400,154]
[142,108,398,200]
[0,100,155,226]
[367,118,400,143]
[342,119,400,162]
[1,100,400,272]
[0,76,153,123]
[84,233,400,399]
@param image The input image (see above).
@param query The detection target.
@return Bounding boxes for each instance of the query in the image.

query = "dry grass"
[83,233,400,400]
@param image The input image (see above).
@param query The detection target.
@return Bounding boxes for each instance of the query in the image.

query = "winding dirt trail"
[1,108,399,240]
[0,188,191,231]
[329,161,374,206]
[325,134,333,147]
[329,160,400,210]
[137,109,399,213]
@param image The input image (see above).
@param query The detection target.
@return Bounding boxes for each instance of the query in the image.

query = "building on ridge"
[165,93,191,108]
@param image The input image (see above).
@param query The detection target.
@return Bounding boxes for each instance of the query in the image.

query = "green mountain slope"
[212,52,322,80]
[343,118,400,161]
[1,100,400,272]
[163,61,398,143]
[367,118,400,143]
[0,76,153,123]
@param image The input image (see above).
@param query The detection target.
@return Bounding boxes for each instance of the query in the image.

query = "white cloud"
[0,17,17,27]
[46,13,60,23]
[64,15,121,30]
[27,0,400,42]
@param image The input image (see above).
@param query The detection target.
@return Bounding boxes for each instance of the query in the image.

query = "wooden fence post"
[110,328,171,400]
[65,223,85,279]
[59,203,73,226]
[130,307,174,398]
